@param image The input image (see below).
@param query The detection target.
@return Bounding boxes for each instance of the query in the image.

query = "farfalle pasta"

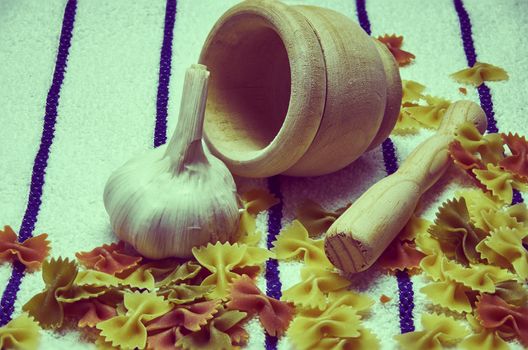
[450,62,509,86]
[402,80,426,103]
[236,188,279,245]
[473,164,527,204]
[295,200,348,237]
[494,280,528,307]
[76,241,142,275]
[281,265,351,310]
[226,276,294,336]
[65,299,117,328]
[0,226,50,271]
[455,189,502,229]
[428,198,487,265]
[475,294,528,346]
[460,314,510,350]
[378,240,425,272]
[454,122,505,165]
[22,257,79,328]
[0,313,40,350]
[394,313,469,350]
[97,291,172,349]
[75,265,156,290]
[146,300,220,334]
[272,220,331,267]
[192,242,272,300]
[500,133,528,181]
[158,284,213,305]
[394,104,425,134]
[377,34,415,66]
[404,95,451,129]
[154,261,202,287]
[176,308,248,350]
[476,226,528,279]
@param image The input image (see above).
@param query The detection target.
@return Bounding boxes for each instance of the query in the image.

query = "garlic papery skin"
[103,64,239,259]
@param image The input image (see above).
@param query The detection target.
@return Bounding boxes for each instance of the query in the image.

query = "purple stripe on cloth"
[453,0,523,205]
[453,0,498,133]
[355,0,415,333]
[265,175,283,349]
[154,0,177,147]
[0,0,78,326]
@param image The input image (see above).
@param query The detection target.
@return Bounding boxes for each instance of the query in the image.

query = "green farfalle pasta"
[394,313,469,350]
[22,257,78,328]
[0,313,40,350]
[97,291,172,350]
[476,226,528,279]
[272,220,332,267]
[192,242,273,300]
[281,266,351,310]
[428,197,487,265]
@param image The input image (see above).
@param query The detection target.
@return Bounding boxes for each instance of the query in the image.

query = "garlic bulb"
[103,64,239,259]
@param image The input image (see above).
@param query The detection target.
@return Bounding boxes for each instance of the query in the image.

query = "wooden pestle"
[324,101,487,274]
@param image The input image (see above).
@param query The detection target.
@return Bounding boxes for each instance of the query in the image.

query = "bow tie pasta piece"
[475,294,528,346]
[455,189,503,229]
[315,328,380,350]
[450,62,509,87]
[294,200,350,237]
[499,133,528,181]
[394,313,469,350]
[460,314,510,350]
[494,280,528,307]
[192,242,272,300]
[281,266,351,310]
[64,299,117,328]
[376,34,416,66]
[271,220,331,267]
[97,291,172,350]
[157,284,214,305]
[401,80,426,103]
[454,122,505,165]
[146,300,221,334]
[236,188,279,246]
[378,239,425,272]
[154,261,202,288]
[0,226,50,271]
[473,164,528,204]
[428,198,487,265]
[403,95,451,129]
[226,275,294,336]
[476,226,528,279]
[75,265,156,290]
[176,308,248,350]
[0,313,40,350]
[75,241,142,275]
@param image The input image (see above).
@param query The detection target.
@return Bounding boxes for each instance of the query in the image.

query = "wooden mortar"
[324,101,487,273]
[199,0,401,178]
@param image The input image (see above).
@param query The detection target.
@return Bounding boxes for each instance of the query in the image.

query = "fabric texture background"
[0,0,527,349]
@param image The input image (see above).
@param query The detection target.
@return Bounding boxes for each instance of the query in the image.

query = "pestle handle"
[324,101,487,273]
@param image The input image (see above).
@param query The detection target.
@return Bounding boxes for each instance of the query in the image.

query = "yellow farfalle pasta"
[404,95,451,129]
[476,226,528,279]
[74,265,155,290]
[97,292,172,350]
[317,328,380,350]
[288,305,361,350]
[450,62,509,86]
[456,189,503,228]
[474,164,527,204]
[326,290,375,314]
[477,208,524,233]
[419,255,473,312]
[459,314,510,350]
[394,313,469,350]
[236,188,279,246]
[402,80,426,103]
[394,104,425,134]
[157,284,213,305]
[272,220,332,267]
[281,266,351,310]
[154,261,202,287]
[0,313,40,350]
[192,242,273,300]
[443,262,516,293]
[455,122,505,165]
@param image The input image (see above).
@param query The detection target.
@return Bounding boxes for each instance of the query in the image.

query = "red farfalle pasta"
[378,240,425,272]
[475,294,528,346]
[76,241,142,275]
[147,327,184,350]
[449,140,485,171]
[499,133,528,181]
[226,276,294,337]
[0,225,50,271]
[377,34,416,66]
[146,300,220,333]
[64,299,117,327]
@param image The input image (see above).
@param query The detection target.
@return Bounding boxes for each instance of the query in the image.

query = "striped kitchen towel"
[0,0,527,349]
